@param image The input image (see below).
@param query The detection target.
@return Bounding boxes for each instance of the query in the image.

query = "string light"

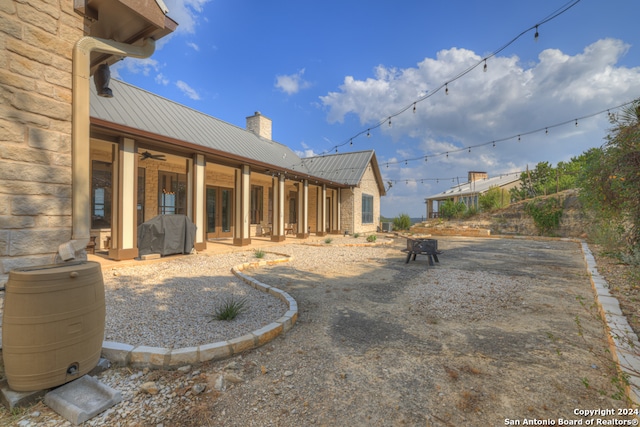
[545,128,548,134]
[316,0,583,156]
[367,129,370,138]
[575,119,578,127]
[388,117,392,127]
[534,25,539,41]
[483,60,487,72]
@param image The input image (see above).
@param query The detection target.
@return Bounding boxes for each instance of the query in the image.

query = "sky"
[112,0,640,218]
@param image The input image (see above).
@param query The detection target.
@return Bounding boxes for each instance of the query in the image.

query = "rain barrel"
[2,261,105,391]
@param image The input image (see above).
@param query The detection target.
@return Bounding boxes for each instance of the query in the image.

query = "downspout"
[62,37,155,260]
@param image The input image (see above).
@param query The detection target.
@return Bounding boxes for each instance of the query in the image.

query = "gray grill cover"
[137,215,196,256]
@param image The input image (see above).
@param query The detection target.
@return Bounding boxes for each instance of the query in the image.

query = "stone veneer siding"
[0,1,84,285]
[347,165,380,234]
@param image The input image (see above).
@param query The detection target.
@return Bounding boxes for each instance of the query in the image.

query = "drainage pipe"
[67,37,155,259]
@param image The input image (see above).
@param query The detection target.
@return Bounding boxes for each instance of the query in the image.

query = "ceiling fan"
[140,151,166,161]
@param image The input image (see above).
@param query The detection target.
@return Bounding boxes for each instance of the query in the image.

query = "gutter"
[64,37,155,260]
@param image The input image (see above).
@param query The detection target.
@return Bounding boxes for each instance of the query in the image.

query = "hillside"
[410,189,590,238]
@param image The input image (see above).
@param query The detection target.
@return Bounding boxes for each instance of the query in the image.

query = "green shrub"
[393,213,411,231]
[440,200,467,219]
[353,233,360,238]
[525,197,563,235]
[479,186,510,212]
[254,249,266,258]
[366,234,377,242]
[212,297,247,321]
[324,237,333,244]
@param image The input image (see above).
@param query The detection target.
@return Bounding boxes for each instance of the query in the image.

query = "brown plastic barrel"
[2,261,105,391]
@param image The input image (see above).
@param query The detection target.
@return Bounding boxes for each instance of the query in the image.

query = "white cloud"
[275,69,312,95]
[155,73,170,85]
[187,42,200,51]
[111,57,161,79]
[322,39,640,217]
[163,0,212,34]
[176,80,201,100]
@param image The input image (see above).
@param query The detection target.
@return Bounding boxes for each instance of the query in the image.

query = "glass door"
[207,186,233,238]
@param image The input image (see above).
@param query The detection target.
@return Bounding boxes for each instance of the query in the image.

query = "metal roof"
[303,151,373,185]
[303,151,386,195]
[90,79,312,174]
[426,172,521,200]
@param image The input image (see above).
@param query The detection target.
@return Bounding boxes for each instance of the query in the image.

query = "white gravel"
[102,251,289,348]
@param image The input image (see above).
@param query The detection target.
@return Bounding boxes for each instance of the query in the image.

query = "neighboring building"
[0,0,385,285]
[425,171,521,218]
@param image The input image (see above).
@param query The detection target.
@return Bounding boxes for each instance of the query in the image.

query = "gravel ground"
[0,236,636,427]
[102,251,289,348]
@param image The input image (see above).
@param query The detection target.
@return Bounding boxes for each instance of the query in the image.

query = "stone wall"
[0,1,84,284]
[411,189,590,238]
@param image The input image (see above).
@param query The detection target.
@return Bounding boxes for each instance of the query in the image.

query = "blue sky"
[113,0,640,218]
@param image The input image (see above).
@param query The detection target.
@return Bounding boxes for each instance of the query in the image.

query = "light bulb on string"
[350,139,353,146]
[534,25,539,42]
[575,119,578,127]
[483,60,487,72]
[404,160,408,166]
[424,156,428,163]
[492,141,495,147]
[468,147,471,153]
[545,128,548,135]
[445,84,449,95]
[388,117,392,127]
[518,135,521,142]
[413,103,416,114]
[446,152,449,158]
[367,129,371,138]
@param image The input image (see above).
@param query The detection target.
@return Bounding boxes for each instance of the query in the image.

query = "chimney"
[246,111,272,140]
[468,171,488,182]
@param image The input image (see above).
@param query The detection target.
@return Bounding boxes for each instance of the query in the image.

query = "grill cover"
[137,215,196,256]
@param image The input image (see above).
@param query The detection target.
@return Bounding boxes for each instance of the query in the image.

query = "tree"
[577,101,640,251]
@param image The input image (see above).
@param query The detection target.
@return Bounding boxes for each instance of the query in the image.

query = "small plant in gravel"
[324,237,333,244]
[366,234,377,242]
[353,233,360,238]
[254,249,266,258]
[212,296,247,321]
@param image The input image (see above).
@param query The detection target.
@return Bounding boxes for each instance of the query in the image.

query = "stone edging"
[100,254,297,369]
[581,242,640,405]
[303,238,395,247]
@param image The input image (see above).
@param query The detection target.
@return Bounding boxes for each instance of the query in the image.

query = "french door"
[206,186,233,238]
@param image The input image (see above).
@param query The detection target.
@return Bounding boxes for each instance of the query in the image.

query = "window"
[250,185,263,224]
[158,171,187,215]
[362,194,373,224]
[91,161,112,229]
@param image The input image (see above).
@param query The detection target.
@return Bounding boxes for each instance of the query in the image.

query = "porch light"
[94,63,113,98]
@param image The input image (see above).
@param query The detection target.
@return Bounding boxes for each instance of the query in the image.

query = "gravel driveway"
[2,236,636,427]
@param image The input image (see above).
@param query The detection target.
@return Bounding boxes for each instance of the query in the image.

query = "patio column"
[297,179,309,238]
[109,137,139,260]
[316,184,327,236]
[192,154,206,251]
[271,174,285,242]
[333,188,341,233]
[233,165,251,246]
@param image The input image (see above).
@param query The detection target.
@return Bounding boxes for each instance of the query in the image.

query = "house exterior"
[0,0,385,285]
[425,171,521,218]
[89,79,386,260]
[0,0,177,285]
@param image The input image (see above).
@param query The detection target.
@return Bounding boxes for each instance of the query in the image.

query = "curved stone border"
[581,242,640,405]
[100,253,297,369]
